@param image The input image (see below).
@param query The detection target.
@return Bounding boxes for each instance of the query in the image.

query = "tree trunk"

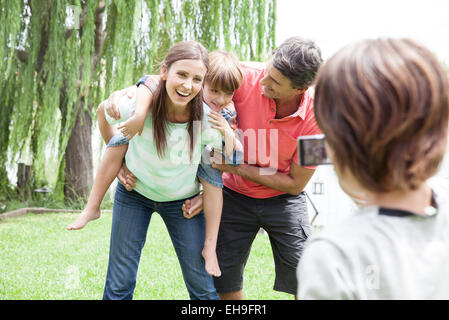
[64,105,93,201]
[17,163,33,200]
[62,1,105,202]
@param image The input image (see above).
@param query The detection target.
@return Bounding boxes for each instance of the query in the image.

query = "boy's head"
[314,38,449,194]
[203,50,243,112]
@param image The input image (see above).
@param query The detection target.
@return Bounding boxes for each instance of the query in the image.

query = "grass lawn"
[0,211,291,300]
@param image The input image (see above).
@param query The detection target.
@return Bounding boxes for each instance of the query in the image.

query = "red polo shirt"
[222,62,322,198]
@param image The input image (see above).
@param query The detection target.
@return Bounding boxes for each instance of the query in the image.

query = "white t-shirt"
[297,178,449,299]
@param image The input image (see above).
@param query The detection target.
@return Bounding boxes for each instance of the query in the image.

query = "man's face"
[260,61,302,100]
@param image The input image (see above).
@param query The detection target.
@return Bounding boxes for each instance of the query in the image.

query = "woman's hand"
[182,193,203,219]
[117,162,136,191]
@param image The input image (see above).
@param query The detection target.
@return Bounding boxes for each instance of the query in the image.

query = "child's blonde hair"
[206,50,243,93]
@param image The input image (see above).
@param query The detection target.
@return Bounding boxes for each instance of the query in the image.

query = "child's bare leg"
[66,144,128,230]
[199,178,223,277]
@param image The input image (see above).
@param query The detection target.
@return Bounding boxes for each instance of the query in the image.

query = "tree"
[0,0,276,203]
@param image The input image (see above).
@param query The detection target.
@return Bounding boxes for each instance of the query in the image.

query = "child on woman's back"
[67,50,243,278]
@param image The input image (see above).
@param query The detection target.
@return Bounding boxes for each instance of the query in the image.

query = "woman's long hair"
[151,41,209,160]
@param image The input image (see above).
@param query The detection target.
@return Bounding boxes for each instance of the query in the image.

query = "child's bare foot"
[202,246,221,277]
[66,208,101,230]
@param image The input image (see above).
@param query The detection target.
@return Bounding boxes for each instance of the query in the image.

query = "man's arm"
[212,160,315,195]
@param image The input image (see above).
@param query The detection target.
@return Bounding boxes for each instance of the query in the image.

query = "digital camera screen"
[297,135,332,166]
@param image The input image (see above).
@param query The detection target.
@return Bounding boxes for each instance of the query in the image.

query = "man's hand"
[212,148,315,195]
[105,86,136,120]
[210,149,241,174]
[117,162,136,191]
[211,161,241,175]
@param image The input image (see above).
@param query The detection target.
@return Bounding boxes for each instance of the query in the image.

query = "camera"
[297,134,332,166]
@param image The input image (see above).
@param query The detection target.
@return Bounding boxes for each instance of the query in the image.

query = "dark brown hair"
[206,50,243,93]
[151,41,209,159]
[272,37,323,89]
[314,38,449,192]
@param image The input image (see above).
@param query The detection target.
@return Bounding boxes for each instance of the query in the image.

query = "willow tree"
[0,0,276,203]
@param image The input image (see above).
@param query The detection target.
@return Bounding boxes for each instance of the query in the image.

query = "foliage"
[0,0,277,201]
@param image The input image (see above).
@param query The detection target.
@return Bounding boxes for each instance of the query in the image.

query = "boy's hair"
[271,37,323,89]
[205,50,243,92]
[314,38,449,192]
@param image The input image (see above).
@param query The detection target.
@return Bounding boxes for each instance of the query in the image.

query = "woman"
[98,41,222,300]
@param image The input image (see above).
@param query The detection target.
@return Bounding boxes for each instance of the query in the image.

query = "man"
[199,37,323,299]
[111,37,323,299]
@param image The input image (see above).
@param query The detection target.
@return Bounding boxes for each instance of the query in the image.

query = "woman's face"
[161,59,207,109]
[203,82,235,112]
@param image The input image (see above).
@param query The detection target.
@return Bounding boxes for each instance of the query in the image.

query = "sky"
[276,0,449,64]
[277,0,449,224]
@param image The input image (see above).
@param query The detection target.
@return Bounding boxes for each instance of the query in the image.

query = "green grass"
[0,211,291,300]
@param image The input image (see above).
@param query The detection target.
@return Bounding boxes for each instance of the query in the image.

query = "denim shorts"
[197,145,244,188]
[107,133,129,147]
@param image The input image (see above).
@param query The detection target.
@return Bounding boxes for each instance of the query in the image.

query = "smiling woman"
[66,40,227,300]
[162,59,207,119]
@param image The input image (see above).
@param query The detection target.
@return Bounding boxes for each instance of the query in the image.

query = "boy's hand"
[105,86,136,120]
[182,194,203,219]
[208,110,236,156]
[208,110,233,137]
[118,115,145,140]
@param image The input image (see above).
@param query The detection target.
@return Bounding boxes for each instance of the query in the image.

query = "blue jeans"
[103,182,219,300]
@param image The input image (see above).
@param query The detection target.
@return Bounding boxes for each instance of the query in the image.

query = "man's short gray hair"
[272,37,323,89]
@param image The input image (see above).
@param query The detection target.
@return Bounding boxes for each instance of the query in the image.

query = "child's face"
[203,82,234,112]
[161,59,207,109]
